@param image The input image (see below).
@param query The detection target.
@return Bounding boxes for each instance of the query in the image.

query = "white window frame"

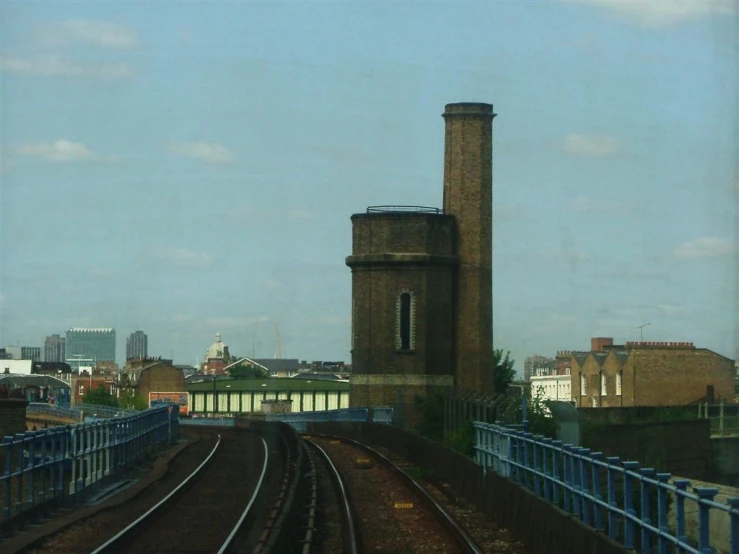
[616,372,622,396]
[580,373,586,396]
[600,373,606,396]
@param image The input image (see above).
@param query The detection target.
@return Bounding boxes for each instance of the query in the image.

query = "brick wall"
[347,213,456,379]
[0,398,28,437]
[138,364,187,407]
[572,347,733,407]
[442,102,494,393]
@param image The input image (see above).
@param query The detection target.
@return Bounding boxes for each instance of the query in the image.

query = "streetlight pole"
[637,323,651,342]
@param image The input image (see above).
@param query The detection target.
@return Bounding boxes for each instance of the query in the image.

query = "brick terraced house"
[571,338,734,407]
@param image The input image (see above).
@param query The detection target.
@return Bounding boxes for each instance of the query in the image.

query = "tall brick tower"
[346,101,496,428]
[442,102,495,392]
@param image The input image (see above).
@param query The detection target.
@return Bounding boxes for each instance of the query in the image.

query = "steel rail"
[90,434,270,554]
[217,436,269,554]
[306,434,484,554]
[89,434,224,554]
[304,438,360,554]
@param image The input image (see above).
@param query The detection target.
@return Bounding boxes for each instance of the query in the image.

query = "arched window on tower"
[396,291,415,351]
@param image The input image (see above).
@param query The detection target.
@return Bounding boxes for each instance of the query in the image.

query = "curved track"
[91,429,269,554]
[304,435,484,554]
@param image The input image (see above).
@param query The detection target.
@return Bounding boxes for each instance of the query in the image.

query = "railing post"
[640,468,655,554]
[655,473,671,554]
[578,448,592,526]
[606,457,620,540]
[563,445,573,514]
[694,487,718,554]
[591,452,603,531]
[728,497,739,554]
[552,440,562,507]
[542,438,553,503]
[673,479,690,550]
[622,461,641,550]
[2,436,13,522]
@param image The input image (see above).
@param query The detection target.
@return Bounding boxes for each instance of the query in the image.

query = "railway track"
[16,425,303,554]
[303,434,484,554]
[90,431,268,553]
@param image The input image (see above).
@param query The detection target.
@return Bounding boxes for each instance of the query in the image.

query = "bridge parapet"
[1,405,179,532]
[473,422,739,554]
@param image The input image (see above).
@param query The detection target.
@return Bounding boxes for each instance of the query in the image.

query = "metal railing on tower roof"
[366,205,443,214]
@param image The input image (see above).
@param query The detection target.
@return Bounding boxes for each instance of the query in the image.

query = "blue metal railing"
[474,422,739,554]
[27,402,140,423]
[1,405,179,528]
[266,407,394,431]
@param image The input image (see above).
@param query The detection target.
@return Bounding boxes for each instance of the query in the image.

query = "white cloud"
[42,19,140,49]
[560,0,737,28]
[153,248,213,269]
[563,134,620,157]
[2,54,136,79]
[573,196,597,212]
[167,142,234,165]
[15,140,96,162]
[656,304,690,317]
[674,237,734,260]
[262,279,285,292]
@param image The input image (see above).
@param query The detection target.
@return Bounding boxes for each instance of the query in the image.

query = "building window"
[396,290,415,351]
[78,385,85,396]
[616,372,622,396]
[600,373,606,396]
[580,374,586,396]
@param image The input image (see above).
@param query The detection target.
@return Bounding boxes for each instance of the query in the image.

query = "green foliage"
[228,361,268,379]
[493,348,516,393]
[413,392,445,442]
[118,390,148,410]
[82,384,118,407]
[443,419,476,457]
[527,386,557,438]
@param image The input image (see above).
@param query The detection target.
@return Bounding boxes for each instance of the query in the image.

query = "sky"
[1,0,738,374]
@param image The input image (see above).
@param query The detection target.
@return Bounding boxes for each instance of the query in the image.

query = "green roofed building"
[187,378,350,415]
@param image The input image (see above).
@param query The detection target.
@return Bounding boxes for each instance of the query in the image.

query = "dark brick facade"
[0,398,28,438]
[347,102,496,420]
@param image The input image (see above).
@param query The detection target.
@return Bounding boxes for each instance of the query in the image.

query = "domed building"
[201,333,231,375]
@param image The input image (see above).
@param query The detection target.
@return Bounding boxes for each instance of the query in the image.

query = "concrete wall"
[711,436,739,486]
[581,419,711,480]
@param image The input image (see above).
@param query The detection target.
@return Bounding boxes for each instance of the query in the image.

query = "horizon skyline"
[2,1,737,374]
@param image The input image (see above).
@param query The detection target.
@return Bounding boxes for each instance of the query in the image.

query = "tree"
[228,360,268,379]
[118,390,148,411]
[493,348,515,393]
[82,384,118,407]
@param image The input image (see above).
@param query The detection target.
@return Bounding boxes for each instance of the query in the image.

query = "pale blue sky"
[1,1,737,372]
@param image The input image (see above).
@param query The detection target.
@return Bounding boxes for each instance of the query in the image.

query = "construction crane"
[274,323,284,359]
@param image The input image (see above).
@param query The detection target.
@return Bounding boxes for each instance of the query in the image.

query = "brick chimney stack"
[443,102,496,392]
[591,337,614,352]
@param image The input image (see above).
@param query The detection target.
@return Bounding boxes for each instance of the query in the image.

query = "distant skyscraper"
[126,331,148,360]
[4,345,42,361]
[523,355,554,382]
[44,334,66,363]
[65,328,116,367]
